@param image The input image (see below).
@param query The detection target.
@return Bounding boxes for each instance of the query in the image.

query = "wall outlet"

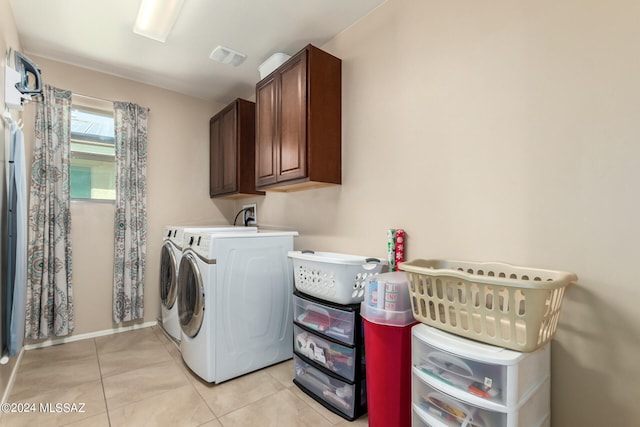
[242,204,257,226]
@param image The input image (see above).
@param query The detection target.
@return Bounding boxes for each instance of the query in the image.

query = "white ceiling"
[9,0,385,104]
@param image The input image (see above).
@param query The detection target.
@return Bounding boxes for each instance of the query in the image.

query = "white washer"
[159,225,257,341]
[178,230,298,383]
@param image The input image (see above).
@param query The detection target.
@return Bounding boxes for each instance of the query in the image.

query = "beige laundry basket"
[400,259,577,352]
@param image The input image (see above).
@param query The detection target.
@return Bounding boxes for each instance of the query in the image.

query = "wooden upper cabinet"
[255,45,341,192]
[210,118,223,195]
[210,98,264,198]
[256,76,278,188]
[278,54,307,183]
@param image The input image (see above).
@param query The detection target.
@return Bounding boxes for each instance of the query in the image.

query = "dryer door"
[159,242,177,309]
[177,251,205,338]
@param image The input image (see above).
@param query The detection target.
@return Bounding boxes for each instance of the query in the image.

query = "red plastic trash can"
[361,272,417,427]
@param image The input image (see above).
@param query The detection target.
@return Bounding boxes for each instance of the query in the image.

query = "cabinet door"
[209,118,223,196]
[220,107,237,194]
[278,53,307,182]
[255,75,278,187]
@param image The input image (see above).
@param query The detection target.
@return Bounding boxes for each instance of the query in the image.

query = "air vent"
[209,46,247,67]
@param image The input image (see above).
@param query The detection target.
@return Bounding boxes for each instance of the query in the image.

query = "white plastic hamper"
[288,250,387,304]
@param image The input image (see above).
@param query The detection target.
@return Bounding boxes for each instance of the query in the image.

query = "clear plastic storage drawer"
[412,372,550,427]
[412,324,549,407]
[412,406,434,427]
[293,294,356,345]
[294,324,357,381]
[294,354,364,419]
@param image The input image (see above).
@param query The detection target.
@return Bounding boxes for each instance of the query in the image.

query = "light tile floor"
[0,326,369,427]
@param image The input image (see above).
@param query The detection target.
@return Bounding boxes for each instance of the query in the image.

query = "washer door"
[177,252,205,338]
[159,242,177,309]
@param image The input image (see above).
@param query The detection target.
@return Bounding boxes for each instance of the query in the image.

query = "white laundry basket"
[288,250,388,304]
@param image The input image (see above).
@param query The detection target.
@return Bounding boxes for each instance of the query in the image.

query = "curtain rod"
[72,93,151,112]
[73,93,113,104]
[30,91,151,112]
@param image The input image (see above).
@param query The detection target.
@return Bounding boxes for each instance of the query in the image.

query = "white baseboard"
[23,321,159,350]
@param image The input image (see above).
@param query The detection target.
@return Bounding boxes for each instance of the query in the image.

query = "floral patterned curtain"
[112,102,149,323]
[25,85,74,339]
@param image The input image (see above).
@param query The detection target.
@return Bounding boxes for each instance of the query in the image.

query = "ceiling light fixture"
[133,0,185,43]
[209,46,247,67]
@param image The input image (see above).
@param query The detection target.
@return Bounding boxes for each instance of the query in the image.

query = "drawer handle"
[426,352,474,379]
[425,392,483,426]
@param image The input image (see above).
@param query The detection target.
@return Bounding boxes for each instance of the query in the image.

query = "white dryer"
[177,230,298,383]
[159,225,256,341]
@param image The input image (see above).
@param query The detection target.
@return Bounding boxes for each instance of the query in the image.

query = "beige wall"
[236,0,640,425]
[18,56,233,335]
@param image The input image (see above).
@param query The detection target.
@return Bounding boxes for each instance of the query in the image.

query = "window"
[70,103,116,201]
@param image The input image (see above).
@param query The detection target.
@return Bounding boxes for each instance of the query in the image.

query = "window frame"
[70,97,116,203]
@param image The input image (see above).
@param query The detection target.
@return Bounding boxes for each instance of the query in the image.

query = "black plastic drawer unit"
[292,291,367,421]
